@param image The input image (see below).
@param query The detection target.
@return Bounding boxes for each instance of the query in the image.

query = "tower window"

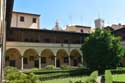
[20,16,24,22]
[33,18,37,23]
[80,29,84,33]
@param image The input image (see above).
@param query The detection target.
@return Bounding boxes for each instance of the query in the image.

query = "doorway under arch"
[6,48,21,69]
[70,49,81,66]
[41,49,55,67]
[56,49,69,67]
[23,49,39,69]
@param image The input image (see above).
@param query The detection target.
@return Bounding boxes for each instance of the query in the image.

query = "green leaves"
[81,29,124,70]
[4,66,39,83]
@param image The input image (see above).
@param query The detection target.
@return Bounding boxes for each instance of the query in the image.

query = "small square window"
[29,56,34,61]
[20,16,24,22]
[33,18,37,23]
[80,29,84,33]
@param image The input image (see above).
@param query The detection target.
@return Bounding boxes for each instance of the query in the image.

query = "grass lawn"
[41,76,88,83]
[112,74,125,82]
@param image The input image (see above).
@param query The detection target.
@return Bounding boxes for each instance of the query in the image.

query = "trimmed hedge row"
[29,68,93,81]
[105,70,112,83]
[72,71,98,83]
[111,67,125,74]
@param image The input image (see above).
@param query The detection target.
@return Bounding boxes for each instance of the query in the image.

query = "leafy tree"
[81,29,124,71]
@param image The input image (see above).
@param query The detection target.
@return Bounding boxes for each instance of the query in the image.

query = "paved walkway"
[96,75,105,83]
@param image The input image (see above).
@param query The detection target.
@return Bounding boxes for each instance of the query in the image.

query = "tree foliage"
[81,29,124,70]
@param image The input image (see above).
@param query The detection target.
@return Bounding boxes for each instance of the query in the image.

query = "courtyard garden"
[4,29,125,83]
[4,66,125,83]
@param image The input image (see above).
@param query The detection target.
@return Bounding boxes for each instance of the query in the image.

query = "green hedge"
[4,66,40,83]
[29,68,92,81]
[111,67,125,74]
[84,71,98,83]
[72,71,98,83]
[105,70,112,83]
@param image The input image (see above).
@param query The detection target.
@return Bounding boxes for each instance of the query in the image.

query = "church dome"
[52,20,62,31]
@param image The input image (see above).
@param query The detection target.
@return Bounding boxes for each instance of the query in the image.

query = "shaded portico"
[56,49,69,67]
[5,48,21,69]
[41,49,55,67]
[70,49,82,66]
[23,49,39,69]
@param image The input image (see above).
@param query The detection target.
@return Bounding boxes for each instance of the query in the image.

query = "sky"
[14,0,125,29]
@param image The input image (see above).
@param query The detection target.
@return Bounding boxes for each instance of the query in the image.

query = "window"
[78,56,81,63]
[29,56,34,61]
[64,39,68,43]
[41,57,46,64]
[33,18,37,23]
[24,57,28,64]
[64,57,69,63]
[80,29,84,33]
[9,60,16,67]
[44,38,50,43]
[56,40,60,43]
[20,16,24,22]
[24,39,29,42]
[5,56,9,61]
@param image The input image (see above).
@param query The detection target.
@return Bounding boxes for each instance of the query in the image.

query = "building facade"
[94,18,104,29]
[5,3,125,71]
[65,25,91,33]
[5,12,89,70]
[11,11,40,29]
[6,27,88,69]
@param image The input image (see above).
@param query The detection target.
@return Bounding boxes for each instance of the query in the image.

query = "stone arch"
[70,49,81,66]
[23,48,39,69]
[6,48,21,69]
[41,49,55,67]
[56,49,69,67]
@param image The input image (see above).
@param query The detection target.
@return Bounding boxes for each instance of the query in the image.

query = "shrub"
[111,67,125,74]
[89,71,98,80]
[72,71,98,83]
[74,80,83,83]
[45,65,56,70]
[105,70,112,83]
[30,68,39,72]
[4,66,39,83]
[4,66,18,75]
[78,64,87,69]
[84,71,98,83]
[61,64,71,69]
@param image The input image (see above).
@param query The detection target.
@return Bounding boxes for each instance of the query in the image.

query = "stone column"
[54,56,57,68]
[39,56,41,69]
[21,56,24,70]
[81,55,84,64]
